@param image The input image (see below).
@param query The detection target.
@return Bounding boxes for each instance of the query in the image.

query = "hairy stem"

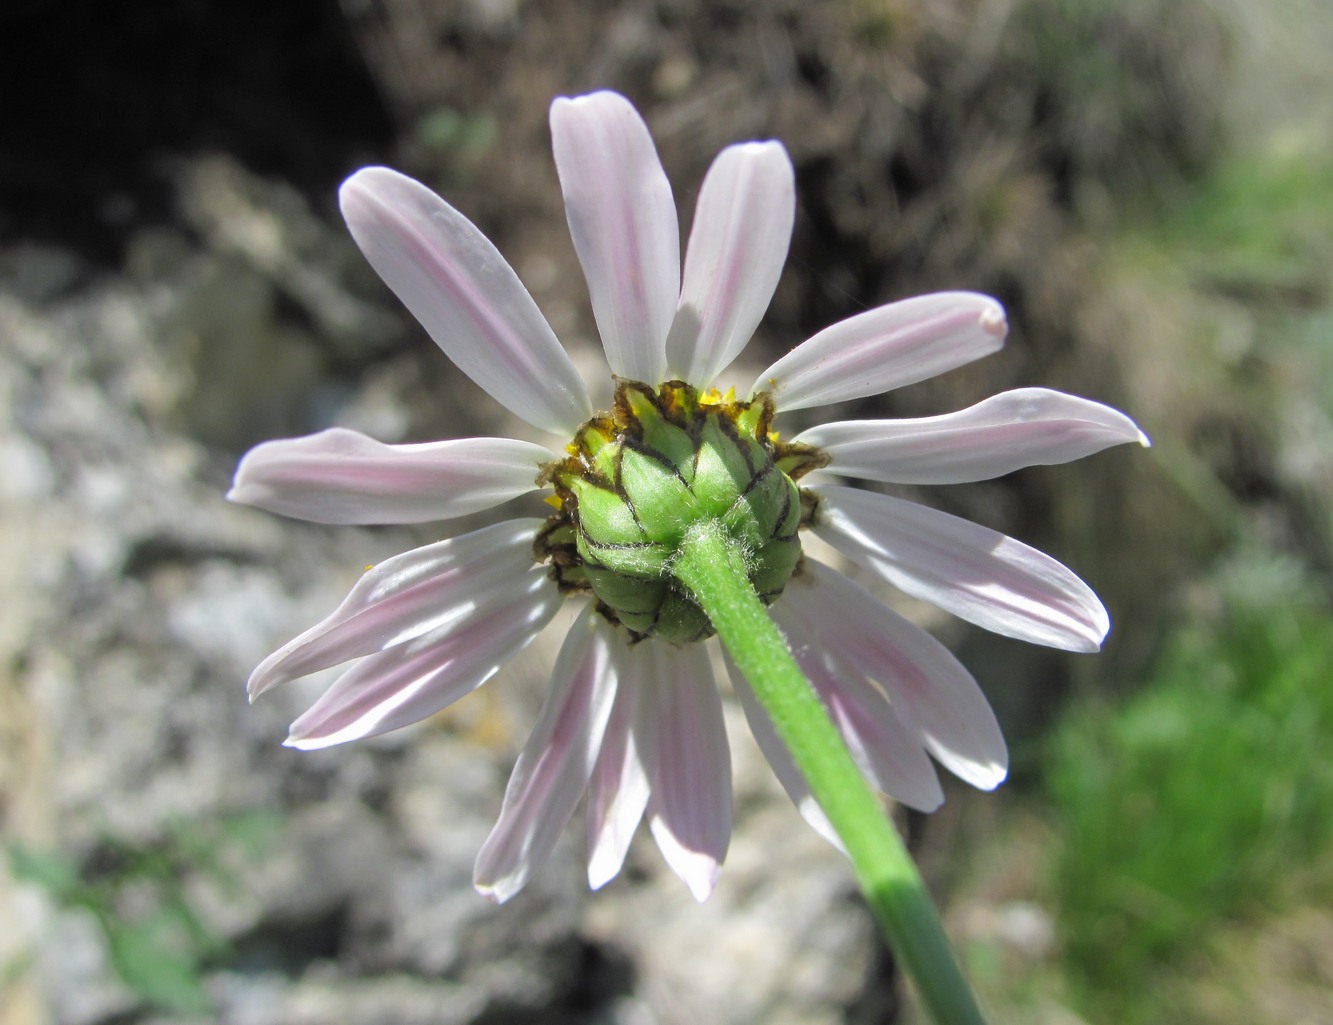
[671,519,988,1025]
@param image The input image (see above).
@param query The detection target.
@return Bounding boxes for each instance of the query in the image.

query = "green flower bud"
[536,381,820,643]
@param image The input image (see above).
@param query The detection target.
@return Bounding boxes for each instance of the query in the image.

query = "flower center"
[535,380,826,643]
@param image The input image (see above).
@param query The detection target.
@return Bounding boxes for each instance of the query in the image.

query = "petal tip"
[979,301,1008,340]
[339,163,394,192]
[283,726,332,751]
[473,879,512,905]
[902,774,948,813]
[685,863,720,903]
[246,671,273,703]
[972,762,1009,792]
[733,138,790,160]
[550,89,633,120]
[587,857,618,892]
[1070,619,1108,653]
[337,166,395,217]
[1088,605,1112,651]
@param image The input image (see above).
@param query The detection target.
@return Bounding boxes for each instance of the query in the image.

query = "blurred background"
[2,0,1331,1022]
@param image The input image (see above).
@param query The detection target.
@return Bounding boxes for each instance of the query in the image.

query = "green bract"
[537,381,821,643]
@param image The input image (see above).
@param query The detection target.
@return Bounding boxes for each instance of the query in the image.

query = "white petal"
[811,485,1109,652]
[794,388,1150,485]
[284,578,561,749]
[550,92,679,383]
[751,292,1007,412]
[586,635,650,890]
[782,561,1007,790]
[339,166,592,434]
[769,605,947,810]
[248,519,544,700]
[639,642,731,901]
[666,142,794,387]
[473,605,619,903]
[228,428,556,524]
[722,650,842,849]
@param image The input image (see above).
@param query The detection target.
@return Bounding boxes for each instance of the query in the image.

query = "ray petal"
[473,605,619,903]
[551,91,679,383]
[666,141,794,387]
[247,519,545,700]
[340,166,592,434]
[752,292,1007,412]
[284,579,561,750]
[783,560,1007,790]
[228,428,555,524]
[585,632,651,890]
[793,388,1150,484]
[640,642,731,901]
[811,485,1109,652]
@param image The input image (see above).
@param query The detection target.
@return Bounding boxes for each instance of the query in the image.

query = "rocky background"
[3,1,1332,1023]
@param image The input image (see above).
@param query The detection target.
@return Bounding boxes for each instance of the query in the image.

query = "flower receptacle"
[537,380,805,643]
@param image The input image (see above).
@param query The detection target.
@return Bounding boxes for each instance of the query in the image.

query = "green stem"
[671,518,988,1025]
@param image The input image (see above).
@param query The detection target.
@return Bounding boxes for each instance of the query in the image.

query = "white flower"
[229,91,1148,904]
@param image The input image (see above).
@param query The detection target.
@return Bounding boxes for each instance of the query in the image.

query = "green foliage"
[8,810,283,1015]
[1047,552,1333,1021]
[1021,0,1225,190]
[414,106,497,162]
[1147,148,1333,300]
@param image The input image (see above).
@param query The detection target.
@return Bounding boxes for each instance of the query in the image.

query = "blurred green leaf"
[8,845,82,900]
[1047,550,1333,1021]
[104,906,211,1014]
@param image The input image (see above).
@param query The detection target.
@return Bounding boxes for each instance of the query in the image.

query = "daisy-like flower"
[230,91,1147,904]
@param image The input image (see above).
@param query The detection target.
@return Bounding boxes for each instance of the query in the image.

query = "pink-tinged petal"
[473,605,619,903]
[339,166,592,434]
[722,651,841,848]
[750,292,1007,412]
[227,428,556,525]
[811,485,1109,653]
[639,642,731,902]
[665,141,795,387]
[793,388,1150,485]
[284,578,561,750]
[586,636,650,890]
[769,605,947,810]
[782,561,1007,790]
[550,92,679,383]
[248,519,543,700]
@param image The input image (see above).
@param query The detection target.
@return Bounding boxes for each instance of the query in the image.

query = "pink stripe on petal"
[666,141,794,388]
[772,606,946,810]
[780,561,1008,790]
[751,292,1007,412]
[793,388,1150,485]
[551,92,679,384]
[228,428,556,524]
[640,642,731,902]
[473,604,619,903]
[248,519,544,700]
[340,167,591,434]
[284,579,561,750]
[586,636,649,890]
[812,485,1109,653]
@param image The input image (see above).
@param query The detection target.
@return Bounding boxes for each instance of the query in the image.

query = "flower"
[229,90,1148,904]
